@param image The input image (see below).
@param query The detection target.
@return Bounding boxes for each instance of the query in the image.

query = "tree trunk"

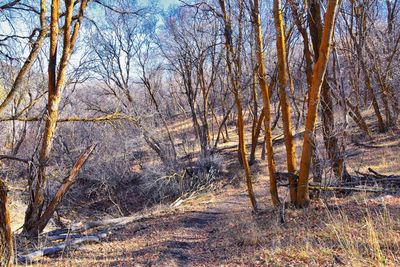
[373,68,395,127]
[0,179,13,267]
[273,0,297,203]
[250,72,259,165]
[24,0,62,235]
[23,0,88,236]
[252,0,280,206]
[29,145,96,234]
[308,0,347,181]
[363,67,386,132]
[320,78,345,179]
[289,0,323,185]
[219,0,258,211]
[249,72,277,164]
[296,0,340,207]
[249,109,264,165]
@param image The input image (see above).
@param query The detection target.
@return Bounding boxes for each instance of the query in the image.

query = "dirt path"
[102,186,266,266]
[27,128,400,266]
[29,176,277,267]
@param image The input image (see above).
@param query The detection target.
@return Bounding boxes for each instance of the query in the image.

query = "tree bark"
[23,0,88,236]
[296,0,340,207]
[23,0,62,235]
[29,145,96,234]
[273,0,297,203]
[308,0,347,181]
[249,72,259,165]
[0,179,13,267]
[251,0,280,206]
[219,0,258,211]
[289,0,323,184]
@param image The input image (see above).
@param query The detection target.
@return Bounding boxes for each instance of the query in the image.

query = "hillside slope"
[18,128,400,266]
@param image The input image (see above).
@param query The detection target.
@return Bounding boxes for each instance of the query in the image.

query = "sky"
[139,0,180,10]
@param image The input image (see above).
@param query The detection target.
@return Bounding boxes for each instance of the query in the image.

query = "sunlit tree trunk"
[250,108,264,164]
[289,0,323,183]
[23,0,62,235]
[249,72,277,164]
[273,0,297,202]
[219,0,258,211]
[308,0,347,181]
[0,179,13,267]
[251,0,280,206]
[250,72,259,165]
[23,0,88,235]
[296,0,340,207]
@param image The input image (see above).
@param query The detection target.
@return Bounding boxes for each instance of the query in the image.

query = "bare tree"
[23,0,89,235]
[297,0,341,207]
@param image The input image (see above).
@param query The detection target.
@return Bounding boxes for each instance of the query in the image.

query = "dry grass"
[211,194,400,266]
[12,115,400,266]
[19,187,400,266]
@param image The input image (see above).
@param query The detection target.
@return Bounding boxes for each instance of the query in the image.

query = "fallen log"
[275,171,398,193]
[342,177,400,187]
[367,168,393,178]
[353,140,400,149]
[46,233,84,241]
[308,185,397,193]
[17,233,108,263]
[278,182,397,193]
[32,144,97,234]
[69,215,143,232]
[43,212,148,237]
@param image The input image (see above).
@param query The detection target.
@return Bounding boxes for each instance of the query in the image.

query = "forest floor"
[14,123,400,266]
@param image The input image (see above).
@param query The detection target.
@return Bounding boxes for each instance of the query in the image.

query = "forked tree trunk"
[308,0,347,181]
[289,0,323,183]
[24,0,62,235]
[273,0,297,203]
[0,179,13,267]
[296,0,340,207]
[252,0,280,206]
[24,0,88,236]
[249,72,276,164]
